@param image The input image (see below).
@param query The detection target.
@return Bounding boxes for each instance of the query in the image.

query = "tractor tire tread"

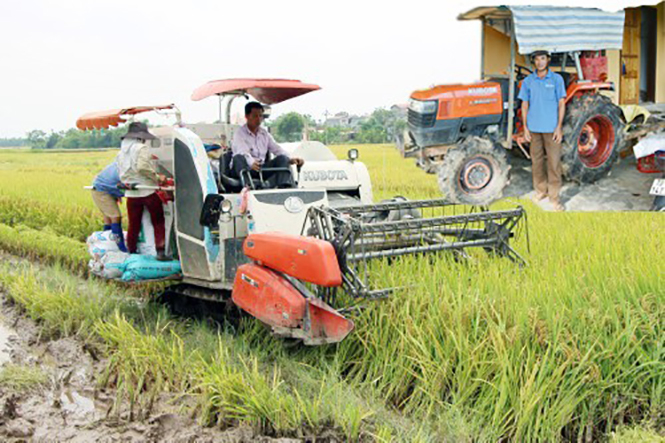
[561,94,625,183]
[436,136,511,205]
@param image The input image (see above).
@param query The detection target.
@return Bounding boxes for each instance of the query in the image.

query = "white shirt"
[116,138,158,198]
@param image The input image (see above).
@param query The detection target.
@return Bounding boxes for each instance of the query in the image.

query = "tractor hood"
[410,81,503,120]
[191,79,321,104]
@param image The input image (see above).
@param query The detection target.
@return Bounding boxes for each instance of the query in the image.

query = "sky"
[0,0,656,137]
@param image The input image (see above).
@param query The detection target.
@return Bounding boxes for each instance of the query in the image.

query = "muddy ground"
[504,155,659,211]
[0,259,306,442]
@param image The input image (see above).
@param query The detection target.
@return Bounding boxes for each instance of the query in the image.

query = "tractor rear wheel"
[437,136,510,205]
[562,94,625,183]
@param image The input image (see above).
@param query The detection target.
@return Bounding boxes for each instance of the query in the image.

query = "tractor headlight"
[348,148,359,161]
[408,98,437,114]
[221,199,232,213]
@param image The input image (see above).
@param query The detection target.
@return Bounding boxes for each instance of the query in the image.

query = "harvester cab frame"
[188,79,374,205]
[78,79,529,346]
[402,5,628,206]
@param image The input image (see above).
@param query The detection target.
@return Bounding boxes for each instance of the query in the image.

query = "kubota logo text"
[302,170,349,181]
[467,87,498,96]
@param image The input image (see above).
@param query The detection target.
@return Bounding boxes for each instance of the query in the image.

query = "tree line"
[1,107,407,149]
[268,108,407,145]
[25,127,127,149]
[0,127,127,150]
[0,137,29,147]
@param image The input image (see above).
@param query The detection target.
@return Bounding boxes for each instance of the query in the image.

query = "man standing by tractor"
[519,50,567,212]
[231,102,304,188]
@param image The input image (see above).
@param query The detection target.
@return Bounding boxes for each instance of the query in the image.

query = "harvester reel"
[562,94,625,183]
[307,198,526,300]
[437,136,510,206]
[361,196,422,224]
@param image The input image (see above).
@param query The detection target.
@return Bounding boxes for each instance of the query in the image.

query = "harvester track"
[156,283,239,326]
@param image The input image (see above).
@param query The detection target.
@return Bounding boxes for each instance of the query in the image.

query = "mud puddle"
[0,322,16,366]
[0,253,306,442]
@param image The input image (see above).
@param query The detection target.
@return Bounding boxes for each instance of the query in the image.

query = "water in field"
[0,321,16,366]
[58,389,98,418]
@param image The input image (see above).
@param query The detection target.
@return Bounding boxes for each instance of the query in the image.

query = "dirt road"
[504,156,658,211]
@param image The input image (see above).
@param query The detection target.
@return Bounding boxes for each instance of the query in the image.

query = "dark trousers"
[232,154,293,188]
[126,193,165,254]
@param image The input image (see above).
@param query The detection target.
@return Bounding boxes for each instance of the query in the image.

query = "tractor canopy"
[458,5,626,55]
[76,104,178,130]
[191,79,321,104]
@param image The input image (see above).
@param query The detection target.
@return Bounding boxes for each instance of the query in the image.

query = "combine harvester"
[77,79,527,345]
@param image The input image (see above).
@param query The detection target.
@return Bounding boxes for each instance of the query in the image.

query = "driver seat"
[219,150,244,193]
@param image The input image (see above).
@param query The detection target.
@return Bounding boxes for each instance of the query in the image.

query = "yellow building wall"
[606,49,621,104]
[483,24,526,77]
[657,2,665,103]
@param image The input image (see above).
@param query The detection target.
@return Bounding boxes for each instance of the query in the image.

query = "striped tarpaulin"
[508,5,625,55]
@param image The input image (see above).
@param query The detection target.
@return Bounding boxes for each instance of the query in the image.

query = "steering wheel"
[239,167,295,190]
[515,64,532,81]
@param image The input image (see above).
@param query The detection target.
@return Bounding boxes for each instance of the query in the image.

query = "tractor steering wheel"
[239,167,295,190]
[515,64,533,81]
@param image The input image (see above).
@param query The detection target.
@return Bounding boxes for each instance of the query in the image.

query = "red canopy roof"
[76,104,175,130]
[191,79,321,104]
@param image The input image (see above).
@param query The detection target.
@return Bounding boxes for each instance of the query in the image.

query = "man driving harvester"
[231,101,304,188]
[519,50,567,212]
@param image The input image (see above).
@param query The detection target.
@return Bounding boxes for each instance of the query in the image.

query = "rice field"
[0,145,662,441]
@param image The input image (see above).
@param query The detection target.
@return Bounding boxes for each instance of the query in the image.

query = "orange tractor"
[398,5,627,205]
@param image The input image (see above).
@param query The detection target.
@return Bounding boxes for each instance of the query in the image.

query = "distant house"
[324,111,368,128]
[348,115,367,129]
[324,112,351,127]
[390,104,408,118]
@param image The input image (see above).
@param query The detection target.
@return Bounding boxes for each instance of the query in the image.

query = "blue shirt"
[517,70,566,133]
[92,162,124,199]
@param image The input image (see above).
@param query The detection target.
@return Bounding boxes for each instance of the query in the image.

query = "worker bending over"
[231,102,304,188]
[91,161,126,252]
[116,122,169,260]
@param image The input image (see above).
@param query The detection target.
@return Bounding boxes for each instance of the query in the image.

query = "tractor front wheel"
[562,94,625,183]
[437,137,510,205]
